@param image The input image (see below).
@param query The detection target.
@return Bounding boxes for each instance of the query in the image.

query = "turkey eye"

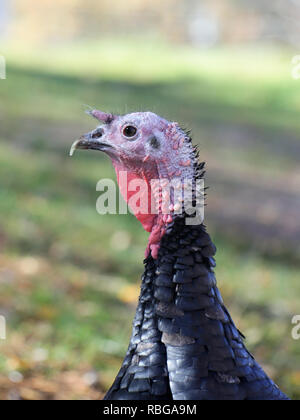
[123,125,137,138]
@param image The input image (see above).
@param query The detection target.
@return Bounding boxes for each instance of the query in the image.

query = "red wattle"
[113,162,171,259]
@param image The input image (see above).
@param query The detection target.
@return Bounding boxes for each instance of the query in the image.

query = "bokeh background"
[0,0,299,400]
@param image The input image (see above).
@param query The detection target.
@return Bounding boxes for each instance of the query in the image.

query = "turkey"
[70,110,289,400]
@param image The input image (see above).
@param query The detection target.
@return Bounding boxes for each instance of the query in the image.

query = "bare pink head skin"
[74,110,198,258]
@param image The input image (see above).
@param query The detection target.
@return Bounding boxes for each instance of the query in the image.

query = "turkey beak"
[70,129,114,157]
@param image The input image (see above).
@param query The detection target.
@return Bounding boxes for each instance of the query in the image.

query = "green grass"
[0,39,299,399]
[1,39,300,132]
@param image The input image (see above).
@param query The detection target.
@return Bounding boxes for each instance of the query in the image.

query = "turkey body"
[71,109,289,400]
[104,216,289,400]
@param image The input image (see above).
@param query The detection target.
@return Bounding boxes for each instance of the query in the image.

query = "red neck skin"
[112,160,176,259]
[109,120,196,259]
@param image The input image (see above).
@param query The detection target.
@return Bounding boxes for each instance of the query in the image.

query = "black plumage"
[104,217,289,400]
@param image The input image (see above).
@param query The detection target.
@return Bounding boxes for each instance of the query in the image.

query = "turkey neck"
[105,215,242,399]
[105,216,289,400]
[153,215,247,399]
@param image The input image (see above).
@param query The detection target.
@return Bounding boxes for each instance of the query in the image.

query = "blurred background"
[0,0,299,400]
